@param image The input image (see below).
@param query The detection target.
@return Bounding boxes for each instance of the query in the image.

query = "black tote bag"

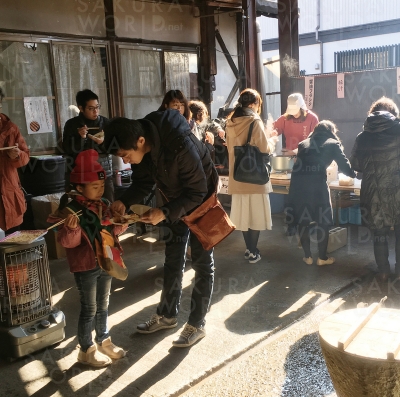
[233,121,271,185]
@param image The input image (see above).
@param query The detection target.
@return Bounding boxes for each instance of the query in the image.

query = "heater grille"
[0,240,52,327]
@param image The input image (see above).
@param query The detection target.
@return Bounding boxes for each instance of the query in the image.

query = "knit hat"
[70,149,105,184]
[286,93,307,115]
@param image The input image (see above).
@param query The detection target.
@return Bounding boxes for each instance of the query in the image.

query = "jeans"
[157,221,214,328]
[74,266,112,352]
[373,225,400,274]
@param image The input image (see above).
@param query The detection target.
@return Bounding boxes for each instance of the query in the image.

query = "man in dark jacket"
[350,96,400,281]
[63,89,114,202]
[105,109,218,347]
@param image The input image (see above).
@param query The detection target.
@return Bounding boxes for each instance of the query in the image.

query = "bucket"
[19,156,66,196]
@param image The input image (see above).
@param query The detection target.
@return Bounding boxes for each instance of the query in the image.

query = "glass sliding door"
[0,41,57,152]
[120,49,163,119]
[52,44,109,133]
[164,52,198,100]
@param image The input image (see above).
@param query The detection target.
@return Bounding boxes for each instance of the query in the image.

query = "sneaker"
[244,249,250,259]
[77,345,112,367]
[137,314,178,334]
[172,323,206,347]
[97,337,126,359]
[317,257,335,266]
[248,252,261,264]
[303,257,313,265]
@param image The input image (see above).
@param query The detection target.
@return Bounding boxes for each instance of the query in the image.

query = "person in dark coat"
[63,89,114,202]
[104,109,218,348]
[350,97,400,281]
[286,120,355,266]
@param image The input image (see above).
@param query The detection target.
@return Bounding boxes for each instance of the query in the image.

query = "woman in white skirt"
[225,88,276,263]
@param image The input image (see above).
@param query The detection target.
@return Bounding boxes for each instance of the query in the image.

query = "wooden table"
[270,178,361,225]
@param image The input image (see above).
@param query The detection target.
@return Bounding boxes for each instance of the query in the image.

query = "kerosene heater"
[0,238,65,359]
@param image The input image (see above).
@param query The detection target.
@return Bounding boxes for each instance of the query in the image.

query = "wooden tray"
[0,230,48,245]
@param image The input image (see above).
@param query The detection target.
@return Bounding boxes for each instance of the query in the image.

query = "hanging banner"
[397,67,400,95]
[304,77,314,109]
[23,97,53,134]
[337,73,345,98]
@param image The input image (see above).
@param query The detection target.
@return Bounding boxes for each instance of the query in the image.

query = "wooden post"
[236,11,246,92]
[278,0,299,115]
[199,4,217,111]
[104,0,123,117]
[242,0,259,90]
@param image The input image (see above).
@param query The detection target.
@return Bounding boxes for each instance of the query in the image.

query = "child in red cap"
[48,149,127,367]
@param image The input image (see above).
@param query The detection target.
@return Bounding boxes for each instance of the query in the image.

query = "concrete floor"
[0,214,378,397]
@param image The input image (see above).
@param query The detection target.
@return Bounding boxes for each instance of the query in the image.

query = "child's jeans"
[74,266,112,352]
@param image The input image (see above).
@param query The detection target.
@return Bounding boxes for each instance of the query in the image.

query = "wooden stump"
[319,307,400,397]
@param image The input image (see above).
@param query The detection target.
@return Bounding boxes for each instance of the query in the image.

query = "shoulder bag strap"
[246,121,256,144]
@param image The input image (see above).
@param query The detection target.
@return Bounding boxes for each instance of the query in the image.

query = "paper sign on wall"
[304,77,314,109]
[337,73,345,98]
[219,176,229,195]
[23,97,53,134]
[397,67,400,95]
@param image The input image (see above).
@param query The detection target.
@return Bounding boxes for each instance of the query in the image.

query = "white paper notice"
[337,73,345,98]
[304,77,314,109]
[219,176,229,195]
[23,97,53,134]
[397,67,400,95]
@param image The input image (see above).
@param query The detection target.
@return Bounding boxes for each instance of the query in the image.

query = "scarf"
[74,195,113,226]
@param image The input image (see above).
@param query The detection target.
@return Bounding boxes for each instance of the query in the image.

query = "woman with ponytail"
[225,88,276,263]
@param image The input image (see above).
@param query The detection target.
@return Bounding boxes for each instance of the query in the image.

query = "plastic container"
[349,204,362,225]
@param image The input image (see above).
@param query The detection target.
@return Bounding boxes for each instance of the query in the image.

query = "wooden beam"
[242,0,260,90]
[198,4,217,108]
[278,0,299,115]
[236,11,246,92]
[104,0,123,117]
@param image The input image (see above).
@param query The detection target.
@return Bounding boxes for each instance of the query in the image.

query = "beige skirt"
[230,194,272,231]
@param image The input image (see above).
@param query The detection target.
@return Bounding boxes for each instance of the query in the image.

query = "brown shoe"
[77,345,112,367]
[172,324,205,347]
[97,337,126,359]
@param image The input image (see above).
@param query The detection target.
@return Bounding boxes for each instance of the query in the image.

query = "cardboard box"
[31,193,66,259]
[44,230,66,260]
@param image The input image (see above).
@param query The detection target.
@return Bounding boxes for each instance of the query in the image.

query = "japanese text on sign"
[304,77,314,109]
[337,73,345,98]
[23,97,53,134]
[397,67,400,95]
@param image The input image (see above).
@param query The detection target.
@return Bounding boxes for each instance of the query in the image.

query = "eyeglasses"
[87,105,101,111]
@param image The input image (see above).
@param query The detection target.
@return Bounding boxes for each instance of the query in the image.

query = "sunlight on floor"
[107,268,196,326]
[210,281,269,319]
[279,291,317,318]
[52,287,73,306]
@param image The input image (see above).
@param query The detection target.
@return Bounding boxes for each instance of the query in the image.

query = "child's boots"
[77,345,111,367]
[97,337,126,359]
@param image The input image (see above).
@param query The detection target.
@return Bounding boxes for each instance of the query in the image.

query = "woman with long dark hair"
[158,90,191,122]
[286,120,355,266]
[225,88,276,263]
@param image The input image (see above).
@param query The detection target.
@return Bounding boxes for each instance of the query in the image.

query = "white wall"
[259,0,400,39]
[114,1,200,43]
[323,32,400,73]
[263,32,400,75]
[321,0,400,30]
[0,0,106,36]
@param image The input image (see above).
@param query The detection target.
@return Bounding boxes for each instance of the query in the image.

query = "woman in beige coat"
[226,89,275,263]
